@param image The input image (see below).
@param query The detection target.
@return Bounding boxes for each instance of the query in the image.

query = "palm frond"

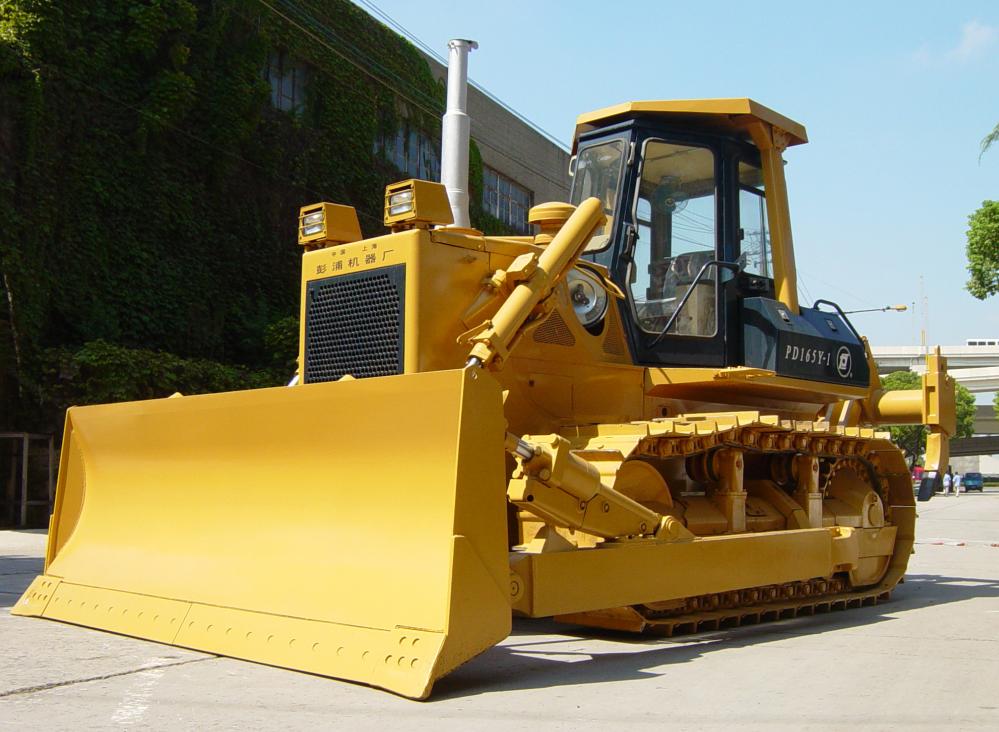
[980,123,999,160]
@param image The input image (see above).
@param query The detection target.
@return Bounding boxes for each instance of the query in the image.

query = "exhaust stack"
[440,39,477,228]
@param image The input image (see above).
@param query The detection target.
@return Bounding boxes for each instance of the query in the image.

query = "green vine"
[38,339,285,414]
[0,0,461,431]
[468,137,515,235]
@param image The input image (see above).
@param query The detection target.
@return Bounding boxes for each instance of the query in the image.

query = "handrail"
[647,260,741,348]
[811,298,863,343]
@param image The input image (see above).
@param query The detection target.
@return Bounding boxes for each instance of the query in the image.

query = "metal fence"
[1,432,55,527]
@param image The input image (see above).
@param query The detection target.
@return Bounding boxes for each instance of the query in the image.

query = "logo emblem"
[836,346,852,378]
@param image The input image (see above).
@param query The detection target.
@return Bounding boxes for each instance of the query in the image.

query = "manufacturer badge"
[836,346,852,378]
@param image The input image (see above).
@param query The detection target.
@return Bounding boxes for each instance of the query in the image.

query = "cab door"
[619,136,731,368]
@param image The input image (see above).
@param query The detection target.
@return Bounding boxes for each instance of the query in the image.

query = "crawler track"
[558,576,898,635]
[555,413,916,635]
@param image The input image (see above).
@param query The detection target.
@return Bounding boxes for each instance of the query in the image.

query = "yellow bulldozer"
[16,41,954,699]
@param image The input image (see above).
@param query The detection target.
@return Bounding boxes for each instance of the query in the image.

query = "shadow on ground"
[432,573,999,699]
[4,535,996,699]
[2,529,48,534]
[0,555,45,608]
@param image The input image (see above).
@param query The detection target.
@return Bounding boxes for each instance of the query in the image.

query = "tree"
[965,201,999,299]
[969,123,999,299]
[955,382,976,439]
[880,370,975,467]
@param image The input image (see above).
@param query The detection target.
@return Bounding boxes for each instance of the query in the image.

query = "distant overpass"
[951,435,999,457]
[871,345,999,394]
[930,367,999,393]
[871,344,999,370]
[970,405,999,436]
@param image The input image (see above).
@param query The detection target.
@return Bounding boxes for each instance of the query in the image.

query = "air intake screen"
[304,265,405,383]
[533,310,576,347]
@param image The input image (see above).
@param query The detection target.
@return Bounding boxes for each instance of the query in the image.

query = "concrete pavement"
[2,492,999,730]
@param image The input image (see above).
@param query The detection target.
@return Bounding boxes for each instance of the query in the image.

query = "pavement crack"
[0,657,218,699]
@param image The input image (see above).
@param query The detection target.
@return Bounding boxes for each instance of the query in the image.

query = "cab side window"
[738,161,772,279]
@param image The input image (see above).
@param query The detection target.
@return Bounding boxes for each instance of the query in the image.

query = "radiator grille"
[304,265,405,383]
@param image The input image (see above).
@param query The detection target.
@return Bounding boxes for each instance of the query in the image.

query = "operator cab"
[569,99,868,387]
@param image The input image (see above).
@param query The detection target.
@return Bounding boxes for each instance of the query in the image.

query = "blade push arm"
[505,433,661,539]
[504,433,692,542]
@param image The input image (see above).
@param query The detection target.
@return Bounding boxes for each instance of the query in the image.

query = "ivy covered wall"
[0,0,501,432]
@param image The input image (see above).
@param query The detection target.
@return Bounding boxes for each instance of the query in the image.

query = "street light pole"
[842,304,908,315]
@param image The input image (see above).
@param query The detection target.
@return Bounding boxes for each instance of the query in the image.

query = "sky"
[350,0,998,355]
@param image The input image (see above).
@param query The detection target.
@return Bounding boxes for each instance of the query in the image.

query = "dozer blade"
[13,368,511,699]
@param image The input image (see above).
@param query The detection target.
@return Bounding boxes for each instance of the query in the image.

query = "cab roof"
[573,98,808,152]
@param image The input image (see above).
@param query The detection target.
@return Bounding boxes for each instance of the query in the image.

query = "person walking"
[943,468,953,495]
[954,471,962,496]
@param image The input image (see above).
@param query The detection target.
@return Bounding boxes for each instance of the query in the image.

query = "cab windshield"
[570,139,626,252]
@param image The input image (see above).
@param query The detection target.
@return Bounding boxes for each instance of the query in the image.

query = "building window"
[483,166,532,234]
[267,51,309,114]
[375,116,441,182]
